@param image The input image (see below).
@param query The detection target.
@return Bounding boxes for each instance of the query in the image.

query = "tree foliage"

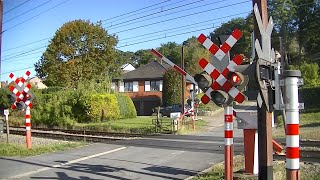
[35,20,119,88]
[210,15,254,58]
[162,69,182,106]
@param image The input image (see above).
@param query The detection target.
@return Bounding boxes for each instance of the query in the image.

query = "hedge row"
[299,87,320,109]
[31,90,136,128]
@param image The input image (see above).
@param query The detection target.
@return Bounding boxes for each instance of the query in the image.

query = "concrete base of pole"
[225,145,233,180]
[26,130,32,149]
[286,169,300,180]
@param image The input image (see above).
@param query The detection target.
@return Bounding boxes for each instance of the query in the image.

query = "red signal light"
[229,72,242,86]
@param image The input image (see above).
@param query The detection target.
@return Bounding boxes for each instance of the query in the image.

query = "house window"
[124,82,133,92]
[150,80,160,91]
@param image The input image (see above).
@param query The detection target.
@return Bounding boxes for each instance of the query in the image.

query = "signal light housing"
[211,90,232,106]
[194,72,212,91]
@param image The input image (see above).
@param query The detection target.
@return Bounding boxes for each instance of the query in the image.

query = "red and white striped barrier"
[151,49,197,85]
[197,29,242,61]
[224,106,234,180]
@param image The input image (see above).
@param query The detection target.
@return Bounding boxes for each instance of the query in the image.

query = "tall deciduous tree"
[35,20,119,87]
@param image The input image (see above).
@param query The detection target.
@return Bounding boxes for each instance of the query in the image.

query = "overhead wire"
[4,0,31,15]
[105,0,188,25]
[2,0,71,34]
[120,11,251,41]
[1,66,34,75]
[4,0,54,24]
[106,0,205,28]
[101,0,172,22]
[2,38,49,52]
[107,0,231,30]
[113,0,251,34]
[2,46,47,61]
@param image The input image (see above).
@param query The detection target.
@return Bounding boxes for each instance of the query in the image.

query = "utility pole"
[181,42,187,116]
[252,0,273,179]
[0,0,3,88]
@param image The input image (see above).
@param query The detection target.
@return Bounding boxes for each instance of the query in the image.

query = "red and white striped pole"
[224,105,233,180]
[284,70,302,180]
[25,106,32,149]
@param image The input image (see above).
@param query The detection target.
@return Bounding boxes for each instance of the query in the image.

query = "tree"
[210,16,253,58]
[162,69,182,106]
[133,49,155,68]
[35,20,119,87]
[0,88,11,110]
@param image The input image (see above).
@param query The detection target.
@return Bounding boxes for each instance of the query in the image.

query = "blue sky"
[1,0,252,82]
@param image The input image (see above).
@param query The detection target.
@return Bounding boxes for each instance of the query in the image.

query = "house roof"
[115,60,171,80]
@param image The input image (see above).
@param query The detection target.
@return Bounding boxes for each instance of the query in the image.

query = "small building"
[120,63,135,73]
[28,77,47,89]
[113,61,170,115]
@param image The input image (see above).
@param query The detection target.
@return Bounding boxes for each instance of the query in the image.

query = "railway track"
[9,127,146,142]
[8,127,320,163]
[10,126,146,137]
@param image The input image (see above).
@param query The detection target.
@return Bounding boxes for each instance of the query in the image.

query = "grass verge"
[193,156,320,180]
[0,142,85,157]
[73,116,208,134]
[273,110,320,140]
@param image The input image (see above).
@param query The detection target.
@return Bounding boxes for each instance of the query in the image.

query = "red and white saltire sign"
[9,71,31,87]
[151,49,197,85]
[197,29,242,61]
[197,29,245,104]
[9,71,33,109]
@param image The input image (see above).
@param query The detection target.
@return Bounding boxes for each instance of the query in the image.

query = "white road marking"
[6,146,127,179]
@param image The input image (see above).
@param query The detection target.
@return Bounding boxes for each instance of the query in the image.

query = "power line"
[1,66,34,75]
[101,0,172,22]
[108,0,229,30]
[2,0,71,34]
[4,0,31,15]
[2,38,49,52]
[4,0,54,24]
[118,11,250,45]
[113,0,251,34]
[117,25,220,49]
[2,43,47,57]
[106,0,204,29]
[105,0,188,25]
[2,46,47,61]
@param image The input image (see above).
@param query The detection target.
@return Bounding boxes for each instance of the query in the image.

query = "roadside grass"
[193,156,320,180]
[74,116,208,134]
[273,109,320,140]
[0,142,85,157]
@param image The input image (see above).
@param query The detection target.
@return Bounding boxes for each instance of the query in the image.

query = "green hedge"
[87,94,120,121]
[115,94,137,119]
[300,87,320,110]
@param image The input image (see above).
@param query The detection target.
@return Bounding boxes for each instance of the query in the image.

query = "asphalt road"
[0,110,245,180]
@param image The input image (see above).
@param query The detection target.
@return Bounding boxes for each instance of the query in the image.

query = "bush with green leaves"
[87,94,120,122]
[162,68,183,106]
[289,62,320,87]
[115,94,137,119]
[0,88,11,110]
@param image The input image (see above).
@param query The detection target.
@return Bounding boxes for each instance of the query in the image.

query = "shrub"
[289,62,320,87]
[115,94,137,119]
[87,94,120,121]
[163,68,183,106]
[299,86,320,110]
